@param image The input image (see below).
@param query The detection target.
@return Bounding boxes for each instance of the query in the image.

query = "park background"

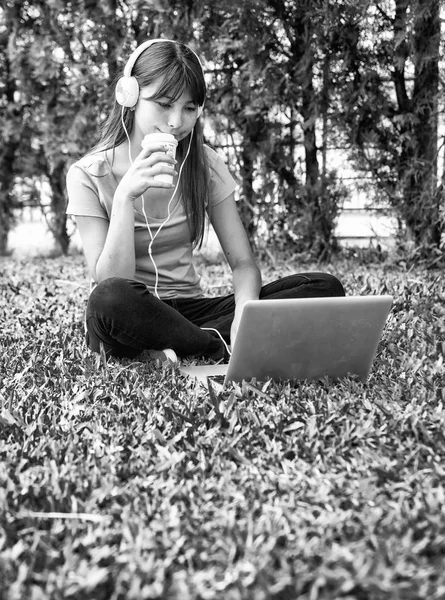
[0,0,444,261]
[1,2,445,600]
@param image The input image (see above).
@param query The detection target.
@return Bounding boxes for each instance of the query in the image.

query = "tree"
[337,0,443,255]
[0,1,27,255]
[10,0,126,254]
[0,0,207,254]
[398,0,441,249]
[199,0,348,257]
[1,0,443,259]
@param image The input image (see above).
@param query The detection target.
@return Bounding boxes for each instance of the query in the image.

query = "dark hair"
[94,41,208,247]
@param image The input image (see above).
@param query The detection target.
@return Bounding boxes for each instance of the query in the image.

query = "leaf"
[0,409,24,428]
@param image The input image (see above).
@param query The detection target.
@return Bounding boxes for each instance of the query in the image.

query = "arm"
[210,193,262,346]
[74,199,135,283]
[67,143,177,283]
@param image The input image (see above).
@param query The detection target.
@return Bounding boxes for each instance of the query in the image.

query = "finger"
[137,141,175,160]
[140,151,177,168]
[147,163,178,179]
[135,165,178,191]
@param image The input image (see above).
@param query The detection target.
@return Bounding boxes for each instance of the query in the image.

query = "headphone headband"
[123,38,204,77]
[123,39,171,77]
[116,38,205,114]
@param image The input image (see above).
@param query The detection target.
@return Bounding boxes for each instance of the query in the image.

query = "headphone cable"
[122,110,231,357]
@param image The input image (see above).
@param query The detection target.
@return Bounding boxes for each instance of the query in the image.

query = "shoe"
[148,348,178,364]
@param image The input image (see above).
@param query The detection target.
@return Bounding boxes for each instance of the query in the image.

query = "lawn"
[0,251,444,600]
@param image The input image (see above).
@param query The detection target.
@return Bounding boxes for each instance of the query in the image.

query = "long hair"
[94,41,208,247]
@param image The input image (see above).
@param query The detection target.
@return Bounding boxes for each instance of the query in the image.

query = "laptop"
[180,295,393,385]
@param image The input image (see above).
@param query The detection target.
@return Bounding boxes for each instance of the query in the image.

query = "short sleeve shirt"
[66,145,237,298]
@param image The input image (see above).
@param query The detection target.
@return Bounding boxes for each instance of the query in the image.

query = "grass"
[0,251,444,600]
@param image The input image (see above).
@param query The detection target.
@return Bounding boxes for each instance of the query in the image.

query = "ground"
[0,251,444,600]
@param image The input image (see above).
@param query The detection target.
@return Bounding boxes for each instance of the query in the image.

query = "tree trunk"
[293,6,329,257]
[396,0,441,249]
[239,145,257,239]
[0,3,22,256]
[0,143,18,256]
[46,159,70,255]
[0,200,12,256]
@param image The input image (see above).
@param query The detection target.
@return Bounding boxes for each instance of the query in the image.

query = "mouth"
[157,130,179,140]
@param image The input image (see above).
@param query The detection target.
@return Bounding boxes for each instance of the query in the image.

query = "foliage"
[0,0,443,259]
[333,0,443,251]
[1,253,444,599]
[200,0,349,256]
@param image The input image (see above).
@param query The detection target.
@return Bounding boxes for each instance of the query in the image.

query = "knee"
[88,277,136,316]
[323,273,346,297]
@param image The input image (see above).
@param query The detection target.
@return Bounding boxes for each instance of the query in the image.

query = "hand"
[115,142,177,202]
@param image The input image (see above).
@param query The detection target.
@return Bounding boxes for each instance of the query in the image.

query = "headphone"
[115,38,205,117]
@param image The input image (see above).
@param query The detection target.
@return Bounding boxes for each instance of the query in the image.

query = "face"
[132,78,200,144]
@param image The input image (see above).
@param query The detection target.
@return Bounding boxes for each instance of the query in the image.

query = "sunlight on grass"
[0,252,444,599]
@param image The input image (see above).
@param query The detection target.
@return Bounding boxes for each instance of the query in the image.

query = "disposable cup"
[142,132,178,184]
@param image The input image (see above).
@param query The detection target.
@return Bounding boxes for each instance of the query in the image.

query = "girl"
[66,38,345,363]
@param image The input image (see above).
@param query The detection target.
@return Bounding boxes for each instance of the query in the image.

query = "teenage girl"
[66,38,345,362]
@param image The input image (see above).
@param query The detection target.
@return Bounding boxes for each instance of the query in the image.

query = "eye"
[156,101,172,109]
[186,106,197,112]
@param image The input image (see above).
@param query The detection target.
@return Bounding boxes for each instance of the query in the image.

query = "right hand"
[115,141,177,201]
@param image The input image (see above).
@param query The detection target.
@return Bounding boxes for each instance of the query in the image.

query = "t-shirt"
[66,145,237,299]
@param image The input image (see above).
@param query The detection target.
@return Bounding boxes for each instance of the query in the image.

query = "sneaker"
[147,348,178,364]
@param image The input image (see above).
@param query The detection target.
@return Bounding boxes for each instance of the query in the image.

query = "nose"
[167,108,182,130]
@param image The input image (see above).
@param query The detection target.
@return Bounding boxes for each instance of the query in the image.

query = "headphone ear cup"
[116,76,140,107]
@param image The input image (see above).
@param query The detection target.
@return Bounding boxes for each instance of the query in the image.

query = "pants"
[85,272,345,359]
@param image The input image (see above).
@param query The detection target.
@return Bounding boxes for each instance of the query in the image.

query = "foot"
[147,348,178,364]
[204,333,230,362]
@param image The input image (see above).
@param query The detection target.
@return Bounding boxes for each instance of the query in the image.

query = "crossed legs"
[85,273,345,359]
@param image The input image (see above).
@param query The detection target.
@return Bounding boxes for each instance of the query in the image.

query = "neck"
[128,132,143,158]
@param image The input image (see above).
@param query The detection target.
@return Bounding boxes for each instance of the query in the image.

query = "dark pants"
[85,272,345,359]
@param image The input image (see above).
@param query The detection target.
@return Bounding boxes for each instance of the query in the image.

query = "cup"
[142,132,178,184]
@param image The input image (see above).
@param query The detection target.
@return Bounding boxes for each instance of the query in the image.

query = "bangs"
[147,62,205,106]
